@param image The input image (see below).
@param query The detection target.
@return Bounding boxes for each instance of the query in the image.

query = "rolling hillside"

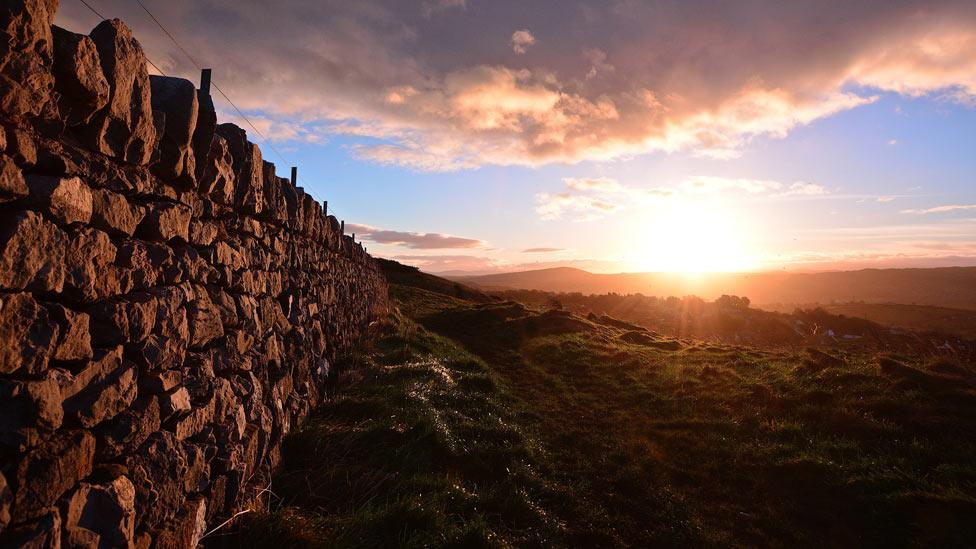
[229,262,976,547]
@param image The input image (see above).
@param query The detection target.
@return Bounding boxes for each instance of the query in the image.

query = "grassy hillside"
[225,264,976,547]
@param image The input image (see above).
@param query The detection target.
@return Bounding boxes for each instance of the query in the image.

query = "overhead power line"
[77,0,168,75]
[75,0,353,228]
[130,0,291,167]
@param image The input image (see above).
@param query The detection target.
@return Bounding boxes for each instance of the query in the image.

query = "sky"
[56,0,976,274]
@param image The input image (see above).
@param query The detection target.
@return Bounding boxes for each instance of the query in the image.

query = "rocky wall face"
[0,1,388,547]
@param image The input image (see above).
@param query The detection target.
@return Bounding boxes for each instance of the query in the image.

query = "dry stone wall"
[0,1,388,546]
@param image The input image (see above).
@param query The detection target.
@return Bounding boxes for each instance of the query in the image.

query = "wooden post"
[199,68,211,93]
[290,166,297,186]
[322,200,327,215]
[340,220,344,233]
[351,233,355,242]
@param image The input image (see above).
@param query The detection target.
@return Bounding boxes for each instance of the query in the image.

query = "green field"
[223,272,976,548]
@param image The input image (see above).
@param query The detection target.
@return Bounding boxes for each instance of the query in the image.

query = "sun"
[631,198,758,273]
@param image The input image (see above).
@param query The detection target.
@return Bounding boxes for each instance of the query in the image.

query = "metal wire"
[131,0,291,166]
[76,0,353,229]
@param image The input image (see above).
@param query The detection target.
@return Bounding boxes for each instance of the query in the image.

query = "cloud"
[346,223,485,249]
[583,48,614,80]
[390,254,621,274]
[901,204,976,215]
[216,110,326,144]
[682,176,783,194]
[534,176,672,221]
[422,0,466,17]
[563,177,622,192]
[392,254,500,273]
[774,182,828,197]
[54,0,976,171]
[877,195,896,202]
[521,247,564,253]
[535,192,618,221]
[511,29,535,54]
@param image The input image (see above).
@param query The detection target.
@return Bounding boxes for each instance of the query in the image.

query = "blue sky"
[263,90,976,273]
[57,0,976,273]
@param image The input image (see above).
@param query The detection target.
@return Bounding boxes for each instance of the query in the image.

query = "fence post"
[340,220,344,234]
[199,68,212,93]
[322,200,327,216]
[291,166,297,186]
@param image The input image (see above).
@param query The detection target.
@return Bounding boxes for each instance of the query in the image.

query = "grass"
[222,280,976,548]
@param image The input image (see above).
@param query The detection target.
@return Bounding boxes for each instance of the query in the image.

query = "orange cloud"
[55,0,976,170]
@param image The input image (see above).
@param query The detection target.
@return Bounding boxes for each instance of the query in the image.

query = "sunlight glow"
[631,198,758,273]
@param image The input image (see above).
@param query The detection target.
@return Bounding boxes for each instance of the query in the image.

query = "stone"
[124,432,188,531]
[0,0,58,119]
[192,89,216,182]
[83,19,156,165]
[60,346,123,401]
[63,357,137,428]
[0,371,63,451]
[10,430,95,523]
[151,497,206,549]
[183,443,211,494]
[138,370,182,394]
[149,75,198,183]
[49,305,92,361]
[51,25,110,126]
[63,225,119,303]
[0,211,67,293]
[90,188,144,236]
[0,471,10,531]
[0,154,28,201]
[160,386,192,418]
[87,293,158,346]
[61,476,136,549]
[129,334,187,373]
[198,135,234,203]
[0,507,60,549]
[3,125,37,167]
[94,396,160,460]
[0,292,59,375]
[25,175,93,225]
[187,291,224,349]
[171,396,214,441]
[138,202,191,242]
[216,124,263,214]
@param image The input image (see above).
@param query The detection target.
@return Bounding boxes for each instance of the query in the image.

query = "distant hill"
[450,267,976,310]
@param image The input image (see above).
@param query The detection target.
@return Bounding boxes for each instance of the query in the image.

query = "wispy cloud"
[682,176,783,194]
[901,204,976,215]
[346,223,485,249]
[774,182,828,197]
[563,177,622,192]
[535,192,618,221]
[521,247,564,253]
[535,177,671,221]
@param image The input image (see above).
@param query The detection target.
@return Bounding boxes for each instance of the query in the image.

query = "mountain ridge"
[448,266,976,310]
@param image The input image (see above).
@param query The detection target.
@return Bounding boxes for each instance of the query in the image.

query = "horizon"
[55,0,976,275]
[433,262,976,278]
